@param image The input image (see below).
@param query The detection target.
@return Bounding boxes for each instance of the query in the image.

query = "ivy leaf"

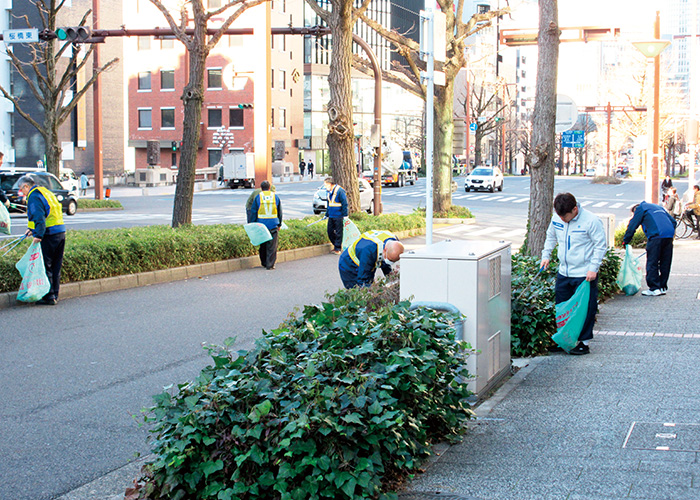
[368,400,383,415]
[201,459,224,478]
[341,413,363,425]
[248,400,272,423]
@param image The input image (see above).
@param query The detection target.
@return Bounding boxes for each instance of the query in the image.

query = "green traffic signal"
[55,26,91,42]
[56,28,68,40]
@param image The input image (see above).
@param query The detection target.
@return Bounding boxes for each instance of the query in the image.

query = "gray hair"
[17,175,36,189]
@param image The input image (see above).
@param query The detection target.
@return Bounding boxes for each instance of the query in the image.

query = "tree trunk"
[43,107,62,176]
[524,0,559,256]
[434,79,455,213]
[326,0,359,212]
[172,45,207,227]
[474,128,483,166]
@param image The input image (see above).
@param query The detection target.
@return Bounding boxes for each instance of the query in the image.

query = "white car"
[585,167,597,177]
[313,178,374,214]
[465,166,504,192]
[59,168,81,197]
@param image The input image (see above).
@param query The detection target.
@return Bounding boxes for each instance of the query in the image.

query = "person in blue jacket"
[250,180,282,270]
[623,201,676,296]
[18,175,66,305]
[338,230,404,288]
[541,192,608,355]
[324,177,348,254]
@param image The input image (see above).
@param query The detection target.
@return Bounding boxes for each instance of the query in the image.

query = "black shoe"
[547,344,565,353]
[569,342,590,355]
[36,297,57,306]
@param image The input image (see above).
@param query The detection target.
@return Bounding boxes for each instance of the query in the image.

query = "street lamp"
[632,11,671,204]
[212,126,234,163]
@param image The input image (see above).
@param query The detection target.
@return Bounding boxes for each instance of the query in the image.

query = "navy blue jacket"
[250,191,282,231]
[326,185,348,218]
[623,201,676,244]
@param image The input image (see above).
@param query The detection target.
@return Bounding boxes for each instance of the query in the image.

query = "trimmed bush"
[78,199,124,209]
[413,206,474,219]
[133,284,473,500]
[614,225,646,248]
[0,214,426,293]
[510,248,621,357]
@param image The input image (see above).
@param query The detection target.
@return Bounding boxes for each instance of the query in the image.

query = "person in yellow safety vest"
[18,174,66,305]
[250,180,283,270]
[338,230,404,288]
[324,177,348,254]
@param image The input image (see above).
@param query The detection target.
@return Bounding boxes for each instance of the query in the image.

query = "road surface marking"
[593,202,607,207]
[610,202,624,208]
[581,201,593,206]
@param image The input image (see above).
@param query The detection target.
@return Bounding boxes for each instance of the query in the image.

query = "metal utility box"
[400,240,512,396]
[595,213,616,248]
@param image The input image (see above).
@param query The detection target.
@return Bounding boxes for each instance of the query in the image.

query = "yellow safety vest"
[257,191,278,219]
[348,230,396,267]
[328,185,342,208]
[27,186,64,230]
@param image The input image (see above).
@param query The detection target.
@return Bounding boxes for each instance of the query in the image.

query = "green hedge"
[0,213,425,294]
[78,199,124,209]
[133,284,472,500]
[510,248,621,357]
[614,225,646,248]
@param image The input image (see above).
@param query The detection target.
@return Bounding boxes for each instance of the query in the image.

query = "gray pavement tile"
[628,483,700,499]
[567,478,633,498]
[637,459,700,474]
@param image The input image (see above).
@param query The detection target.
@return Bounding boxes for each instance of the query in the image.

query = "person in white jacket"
[540,192,608,355]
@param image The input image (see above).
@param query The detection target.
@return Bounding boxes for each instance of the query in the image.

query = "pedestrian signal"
[56,26,92,42]
[171,141,178,151]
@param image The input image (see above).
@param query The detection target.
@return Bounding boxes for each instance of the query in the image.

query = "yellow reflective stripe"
[328,186,342,207]
[27,186,64,229]
[258,191,278,219]
[347,230,394,266]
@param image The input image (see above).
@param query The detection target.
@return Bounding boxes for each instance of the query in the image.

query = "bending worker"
[338,230,404,288]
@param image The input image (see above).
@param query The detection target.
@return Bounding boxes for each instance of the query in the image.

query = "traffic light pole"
[92,0,104,200]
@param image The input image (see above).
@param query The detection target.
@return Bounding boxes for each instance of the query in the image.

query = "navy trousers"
[327,217,343,251]
[259,228,278,269]
[555,274,598,342]
[40,232,65,300]
[645,237,673,290]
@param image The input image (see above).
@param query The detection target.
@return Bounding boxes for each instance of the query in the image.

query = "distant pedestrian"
[17,175,66,305]
[324,177,348,254]
[250,180,282,270]
[307,161,314,179]
[661,176,673,202]
[541,192,607,355]
[338,230,404,288]
[299,160,306,178]
[664,187,682,218]
[80,172,89,196]
[245,183,275,223]
[623,201,676,295]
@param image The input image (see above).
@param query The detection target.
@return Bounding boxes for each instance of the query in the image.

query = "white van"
[59,168,81,197]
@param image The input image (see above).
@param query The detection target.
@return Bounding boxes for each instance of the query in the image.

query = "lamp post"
[212,126,234,163]
[632,11,671,204]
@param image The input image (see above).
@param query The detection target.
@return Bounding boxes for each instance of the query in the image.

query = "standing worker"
[245,183,275,223]
[541,192,607,355]
[338,230,404,288]
[250,180,282,270]
[623,201,677,296]
[17,175,66,305]
[324,177,348,255]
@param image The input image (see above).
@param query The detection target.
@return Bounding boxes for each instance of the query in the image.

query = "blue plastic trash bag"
[15,241,51,302]
[552,280,590,352]
[341,217,361,251]
[616,245,642,296]
[243,223,272,246]
[0,203,10,235]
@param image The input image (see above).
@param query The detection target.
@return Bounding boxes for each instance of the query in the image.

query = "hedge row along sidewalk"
[0,211,464,309]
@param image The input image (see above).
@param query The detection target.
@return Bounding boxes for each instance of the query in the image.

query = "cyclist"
[684,184,700,239]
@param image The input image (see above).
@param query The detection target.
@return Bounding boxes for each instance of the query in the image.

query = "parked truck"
[362,138,416,187]
[221,152,255,189]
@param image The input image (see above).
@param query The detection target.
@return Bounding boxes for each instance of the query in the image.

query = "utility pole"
[92,0,103,200]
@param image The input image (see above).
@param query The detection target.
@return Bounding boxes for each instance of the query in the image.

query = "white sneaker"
[641,289,662,296]
[660,288,667,295]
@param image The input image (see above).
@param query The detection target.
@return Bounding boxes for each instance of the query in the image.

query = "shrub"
[413,206,473,219]
[591,175,621,185]
[79,199,124,209]
[134,284,473,500]
[614,225,646,248]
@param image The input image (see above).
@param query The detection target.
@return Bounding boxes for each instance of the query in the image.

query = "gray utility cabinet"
[400,240,511,396]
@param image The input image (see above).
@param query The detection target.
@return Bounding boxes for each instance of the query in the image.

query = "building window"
[207,68,222,89]
[208,149,222,168]
[271,69,274,89]
[161,37,174,49]
[161,108,175,129]
[138,72,151,91]
[138,108,152,129]
[229,108,244,128]
[279,108,286,129]
[208,108,222,128]
[280,69,286,90]
[160,70,175,91]
[271,107,275,128]
[137,36,151,50]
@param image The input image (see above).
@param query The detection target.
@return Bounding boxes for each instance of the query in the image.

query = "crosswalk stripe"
[489,196,504,201]
[470,195,488,200]
[581,201,593,206]
[469,226,505,236]
[610,202,624,208]
[498,197,517,202]
[513,198,529,203]
[499,228,527,237]
[592,202,607,207]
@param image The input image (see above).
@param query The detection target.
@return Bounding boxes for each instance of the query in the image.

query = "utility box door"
[400,240,512,396]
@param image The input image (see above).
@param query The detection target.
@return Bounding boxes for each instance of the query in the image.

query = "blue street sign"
[562,130,585,148]
[469,122,477,132]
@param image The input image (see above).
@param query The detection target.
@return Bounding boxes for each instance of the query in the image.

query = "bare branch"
[149,0,193,49]
[356,11,420,52]
[304,0,331,26]
[352,0,372,23]
[0,85,43,131]
[352,54,423,98]
[58,57,120,124]
[206,0,270,50]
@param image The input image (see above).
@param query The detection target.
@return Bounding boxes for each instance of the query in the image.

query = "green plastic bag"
[341,217,360,251]
[15,241,51,302]
[616,245,642,296]
[552,280,590,351]
[243,223,272,246]
[0,203,10,235]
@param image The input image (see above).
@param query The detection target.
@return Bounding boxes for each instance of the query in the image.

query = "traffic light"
[238,103,253,109]
[56,26,92,42]
[171,141,178,152]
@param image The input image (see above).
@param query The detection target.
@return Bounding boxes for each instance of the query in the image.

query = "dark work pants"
[555,274,598,342]
[259,227,278,269]
[327,217,343,251]
[645,237,673,290]
[40,232,65,300]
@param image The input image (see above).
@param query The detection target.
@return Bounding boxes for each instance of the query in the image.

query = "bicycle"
[674,211,698,239]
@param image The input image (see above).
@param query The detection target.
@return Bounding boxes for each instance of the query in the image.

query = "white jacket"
[541,205,607,278]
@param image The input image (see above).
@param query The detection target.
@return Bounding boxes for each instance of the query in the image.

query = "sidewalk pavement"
[58,239,700,500]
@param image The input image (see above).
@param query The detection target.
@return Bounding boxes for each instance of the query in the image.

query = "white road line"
[581,201,593,206]
[513,198,529,203]
[610,202,624,208]
[469,195,488,200]
[593,202,607,207]
[498,197,518,202]
[489,196,504,202]
[469,227,505,236]
[499,228,527,237]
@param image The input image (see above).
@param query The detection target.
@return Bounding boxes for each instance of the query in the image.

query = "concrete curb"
[0,226,428,310]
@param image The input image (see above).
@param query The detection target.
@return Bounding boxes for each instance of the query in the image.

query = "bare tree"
[149,0,268,227]
[354,1,504,212]
[0,0,118,175]
[391,115,423,152]
[523,0,559,256]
